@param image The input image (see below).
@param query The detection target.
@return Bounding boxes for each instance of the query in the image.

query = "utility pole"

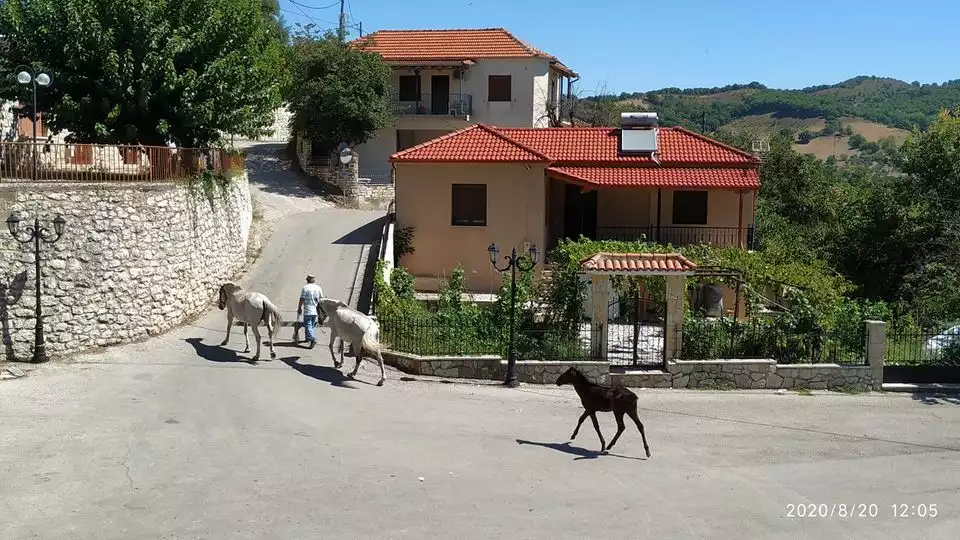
[338,0,346,42]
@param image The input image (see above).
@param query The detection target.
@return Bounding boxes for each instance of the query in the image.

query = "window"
[451,184,487,226]
[488,75,512,102]
[398,75,419,101]
[672,191,708,225]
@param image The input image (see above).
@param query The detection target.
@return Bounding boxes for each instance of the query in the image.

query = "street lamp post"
[6,213,66,363]
[488,242,539,388]
[15,66,53,182]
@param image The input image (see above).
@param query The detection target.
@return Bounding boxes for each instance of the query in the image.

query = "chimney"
[619,112,658,155]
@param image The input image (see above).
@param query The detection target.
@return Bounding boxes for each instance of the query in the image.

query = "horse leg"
[328,329,340,367]
[375,349,386,387]
[570,411,589,440]
[251,325,262,363]
[266,318,277,360]
[220,312,233,346]
[589,412,606,452]
[349,341,362,378]
[242,324,250,353]
[606,411,627,452]
[627,407,652,458]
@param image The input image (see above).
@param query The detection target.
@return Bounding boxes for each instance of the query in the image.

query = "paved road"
[2,147,960,539]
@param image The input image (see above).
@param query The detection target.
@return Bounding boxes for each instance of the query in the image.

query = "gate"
[605,287,666,368]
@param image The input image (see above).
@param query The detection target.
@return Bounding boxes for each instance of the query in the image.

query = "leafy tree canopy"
[286,30,393,156]
[0,0,287,147]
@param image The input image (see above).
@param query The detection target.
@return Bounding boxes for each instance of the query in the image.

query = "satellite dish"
[339,147,354,165]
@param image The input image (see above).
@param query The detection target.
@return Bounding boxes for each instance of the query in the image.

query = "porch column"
[737,190,745,249]
[590,275,609,359]
[663,275,686,361]
[655,188,663,243]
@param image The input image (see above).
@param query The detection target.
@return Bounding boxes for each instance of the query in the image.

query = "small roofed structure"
[579,252,693,365]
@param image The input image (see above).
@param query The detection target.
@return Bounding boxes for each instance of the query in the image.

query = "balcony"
[596,225,756,250]
[394,93,472,118]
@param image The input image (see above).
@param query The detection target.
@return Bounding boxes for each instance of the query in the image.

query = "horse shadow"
[1,271,28,362]
[515,439,647,461]
[185,337,258,364]
[282,357,363,389]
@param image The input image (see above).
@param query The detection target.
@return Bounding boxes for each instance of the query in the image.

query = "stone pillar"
[663,275,686,361]
[341,152,359,198]
[590,275,609,359]
[865,320,886,390]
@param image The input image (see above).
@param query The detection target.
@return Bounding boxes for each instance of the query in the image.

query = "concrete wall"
[395,162,547,293]
[0,175,252,362]
[654,188,755,229]
[597,188,654,228]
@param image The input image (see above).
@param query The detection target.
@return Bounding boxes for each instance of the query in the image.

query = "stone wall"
[0,175,252,361]
[381,351,608,384]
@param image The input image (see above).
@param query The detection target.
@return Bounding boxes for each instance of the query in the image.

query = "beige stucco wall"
[653,188,755,228]
[395,163,547,293]
[596,188,654,228]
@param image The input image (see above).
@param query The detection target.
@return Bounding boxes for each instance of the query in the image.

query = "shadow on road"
[185,337,257,364]
[282,357,362,389]
[333,217,385,245]
[515,439,647,461]
[910,392,960,406]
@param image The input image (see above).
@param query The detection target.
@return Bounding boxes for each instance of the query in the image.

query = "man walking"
[296,274,324,348]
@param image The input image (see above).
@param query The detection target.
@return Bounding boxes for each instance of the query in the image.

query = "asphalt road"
[1,152,959,539]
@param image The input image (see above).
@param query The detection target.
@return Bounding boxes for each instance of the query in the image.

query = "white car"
[925,325,960,354]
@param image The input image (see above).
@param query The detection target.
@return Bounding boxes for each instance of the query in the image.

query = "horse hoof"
[377,380,384,387]
[270,352,277,359]
[220,341,228,346]
[645,449,652,458]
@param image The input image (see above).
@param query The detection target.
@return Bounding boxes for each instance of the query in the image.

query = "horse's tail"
[262,299,283,336]
[360,323,387,357]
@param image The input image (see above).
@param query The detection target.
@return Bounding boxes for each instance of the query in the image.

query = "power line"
[289,0,341,10]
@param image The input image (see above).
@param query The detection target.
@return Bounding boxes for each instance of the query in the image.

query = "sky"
[280,0,960,95]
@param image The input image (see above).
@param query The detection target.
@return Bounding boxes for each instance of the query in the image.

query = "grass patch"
[795,387,814,396]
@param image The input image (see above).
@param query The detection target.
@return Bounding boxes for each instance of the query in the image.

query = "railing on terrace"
[393,93,472,117]
[885,328,960,366]
[358,170,394,185]
[0,142,244,183]
[679,318,867,365]
[597,225,756,249]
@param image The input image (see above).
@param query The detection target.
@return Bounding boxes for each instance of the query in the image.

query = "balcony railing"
[596,225,756,249]
[394,93,472,117]
[0,142,244,183]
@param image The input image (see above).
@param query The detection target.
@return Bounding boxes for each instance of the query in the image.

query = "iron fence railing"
[679,317,867,365]
[596,225,756,249]
[0,142,244,183]
[393,93,472,117]
[358,170,394,185]
[885,330,960,366]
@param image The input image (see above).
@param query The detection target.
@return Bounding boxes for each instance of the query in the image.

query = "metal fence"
[358,170,394,185]
[680,318,867,365]
[393,93,473,117]
[0,142,244,183]
[885,331,960,366]
[596,225,756,249]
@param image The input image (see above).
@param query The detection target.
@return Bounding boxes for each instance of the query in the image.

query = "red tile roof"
[390,124,761,189]
[548,166,760,189]
[580,253,698,274]
[349,28,576,75]
[390,125,549,163]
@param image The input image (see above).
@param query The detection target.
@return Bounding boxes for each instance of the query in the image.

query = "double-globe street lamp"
[6,213,66,363]
[14,66,53,182]
[488,242,539,388]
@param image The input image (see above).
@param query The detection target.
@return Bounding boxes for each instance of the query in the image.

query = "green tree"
[286,30,393,156]
[0,0,286,147]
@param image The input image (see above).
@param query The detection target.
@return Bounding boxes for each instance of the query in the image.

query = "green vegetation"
[583,76,960,133]
[0,0,287,147]
[286,29,394,157]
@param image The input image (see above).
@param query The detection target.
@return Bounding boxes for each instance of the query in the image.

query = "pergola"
[579,252,698,363]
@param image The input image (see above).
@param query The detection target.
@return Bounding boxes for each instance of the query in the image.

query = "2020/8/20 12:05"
[786,504,940,518]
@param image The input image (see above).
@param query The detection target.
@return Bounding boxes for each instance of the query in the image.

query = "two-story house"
[349,28,578,175]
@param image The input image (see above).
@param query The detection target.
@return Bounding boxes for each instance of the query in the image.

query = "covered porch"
[544,174,757,250]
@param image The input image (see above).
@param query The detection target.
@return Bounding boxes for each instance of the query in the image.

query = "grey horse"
[217,282,283,363]
[319,298,386,386]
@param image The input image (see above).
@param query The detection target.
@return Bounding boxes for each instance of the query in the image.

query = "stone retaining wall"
[613,359,880,390]
[0,175,252,361]
[381,351,608,384]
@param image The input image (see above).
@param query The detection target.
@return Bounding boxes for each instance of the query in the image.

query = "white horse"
[319,298,386,386]
[217,282,283,363]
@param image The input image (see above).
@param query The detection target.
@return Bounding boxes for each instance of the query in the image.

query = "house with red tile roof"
[348,28,577,175]
[389,113,760,293]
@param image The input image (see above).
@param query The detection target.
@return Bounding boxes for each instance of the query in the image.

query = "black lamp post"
[14,66,53,182]
[488,242,539,388]
[6,212,66,363]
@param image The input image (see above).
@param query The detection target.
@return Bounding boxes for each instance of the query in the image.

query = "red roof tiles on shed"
[580,253,698,274]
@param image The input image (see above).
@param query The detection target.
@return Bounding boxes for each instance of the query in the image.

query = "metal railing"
[393,93,472,117]
[0,142,244,183]
[358,170,394,185]
[885,330,960,366]
[596,225,756,249]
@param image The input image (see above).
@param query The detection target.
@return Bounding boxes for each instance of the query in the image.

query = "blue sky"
[280,0,959,94]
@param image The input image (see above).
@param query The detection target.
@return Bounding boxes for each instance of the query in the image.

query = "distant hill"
[580,76,960,159]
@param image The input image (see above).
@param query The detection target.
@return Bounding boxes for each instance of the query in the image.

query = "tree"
[0,0,287,147]
[286,30,393,157]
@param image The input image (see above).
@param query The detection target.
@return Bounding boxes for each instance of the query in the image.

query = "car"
[924,325,960,355]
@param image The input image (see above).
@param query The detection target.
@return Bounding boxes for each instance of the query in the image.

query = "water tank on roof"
[620,112,659,129]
